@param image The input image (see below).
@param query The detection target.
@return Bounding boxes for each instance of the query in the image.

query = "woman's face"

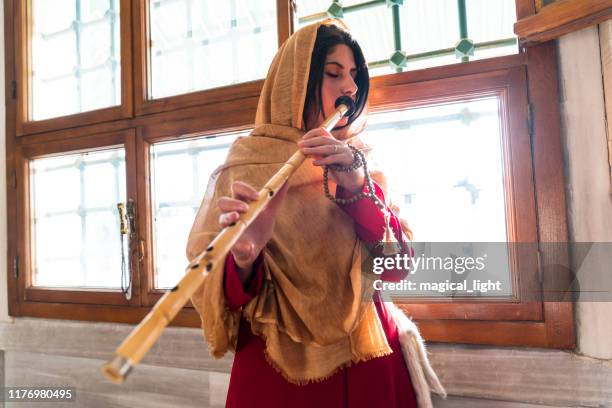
[304,44,359,139]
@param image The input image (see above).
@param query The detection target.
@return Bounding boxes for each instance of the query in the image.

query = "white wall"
[556,23,612,360]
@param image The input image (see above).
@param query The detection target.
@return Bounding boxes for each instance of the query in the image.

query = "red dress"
[223,182,417,408]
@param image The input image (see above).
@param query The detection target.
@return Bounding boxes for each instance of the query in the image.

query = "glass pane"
[467,0,518,61]
[466,0,516,44]
[295,0,517,76]
[151,132,243,288]
[361,97,512,297]
[294,0,327,17]
[341,6,394,63]
[81,68,115,112]
[149,0,278,99]
[361,97,508,243]
[31,0,121,121]
[400,0,460,71]
[30,148,127,288]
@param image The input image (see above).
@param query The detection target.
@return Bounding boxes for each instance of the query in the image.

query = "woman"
[187,19,444,408]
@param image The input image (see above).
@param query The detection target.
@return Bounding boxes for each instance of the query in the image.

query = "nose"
[342,75,358,98]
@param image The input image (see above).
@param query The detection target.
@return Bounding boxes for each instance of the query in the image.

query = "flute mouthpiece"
[102,355,133,384]
[334,96,356,117]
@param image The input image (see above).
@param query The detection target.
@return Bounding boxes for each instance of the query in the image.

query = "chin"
[332,117,365,140]
[331,127,352,140]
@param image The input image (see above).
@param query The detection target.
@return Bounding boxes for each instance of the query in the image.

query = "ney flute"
[101,96,356,384]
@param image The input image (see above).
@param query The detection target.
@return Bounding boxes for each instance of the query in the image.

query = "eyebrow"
[325,61,357,72]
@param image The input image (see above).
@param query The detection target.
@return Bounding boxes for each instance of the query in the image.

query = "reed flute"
[101,96,356,384]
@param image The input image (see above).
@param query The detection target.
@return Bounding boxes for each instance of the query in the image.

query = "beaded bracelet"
[323,145,385,210]
[327,144,363,172]
[323,145,402,255]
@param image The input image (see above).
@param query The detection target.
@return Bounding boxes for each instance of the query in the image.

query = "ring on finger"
[333,145,338,154]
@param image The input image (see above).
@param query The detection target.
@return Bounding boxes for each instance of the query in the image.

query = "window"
[31,0,122,121]
[295,0,518,75]
[363,98,508,243]
[6,0,575,348]
[150,132,240,288]
[149,0,278,99]
[30,148,127,288]
[13,0,132,136]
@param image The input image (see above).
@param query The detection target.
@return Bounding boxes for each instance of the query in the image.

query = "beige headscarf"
[186,19,393,385]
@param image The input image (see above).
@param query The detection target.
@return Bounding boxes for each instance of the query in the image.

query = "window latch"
[117,203,128,235]
[126,199,136,239]
[13,255,19,279]
[117,200,135,300]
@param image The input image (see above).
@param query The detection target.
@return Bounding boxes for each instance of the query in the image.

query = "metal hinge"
[527,102,534,137]
[13,255,19,279]
[11,80,16,99]
[536,249,542,283]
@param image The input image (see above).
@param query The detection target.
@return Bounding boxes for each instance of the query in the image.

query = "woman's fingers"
[230,180,259,201]
[299,138,353,167]
[298,135,335,148]
[299,131,346,164]
[300,144,343,156]
[299,136,346,163]
[312,154,352,166]
[215,180,286,268]
[217,197,249,213]
[299,128,333,142]
[219,211,240,227]
[217,181,258,228]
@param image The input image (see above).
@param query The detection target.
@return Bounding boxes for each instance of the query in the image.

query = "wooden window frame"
[14,130,140,306]
[131,0,292,117]
[369,48,573,348]
[519,0,612,45]
[5,0,575,349]
[13,0,134,136]
[371,65,540,321]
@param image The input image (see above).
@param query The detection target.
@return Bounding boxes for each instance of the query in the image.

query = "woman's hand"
[297,128,364,193]
[217,180,288,282]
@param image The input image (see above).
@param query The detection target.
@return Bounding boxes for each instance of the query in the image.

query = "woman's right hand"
[217,180,289,281]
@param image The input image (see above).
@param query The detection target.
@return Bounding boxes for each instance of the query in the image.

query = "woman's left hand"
[298,128,364,193]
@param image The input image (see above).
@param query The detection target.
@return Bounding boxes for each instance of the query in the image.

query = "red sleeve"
[336,181,413,282]
[223,252,264,311]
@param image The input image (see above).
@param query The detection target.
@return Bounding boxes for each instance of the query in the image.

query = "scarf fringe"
[261,343,393,386]
[204,305,241,359]
[241,304,394,386]
[209,291,446,405]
